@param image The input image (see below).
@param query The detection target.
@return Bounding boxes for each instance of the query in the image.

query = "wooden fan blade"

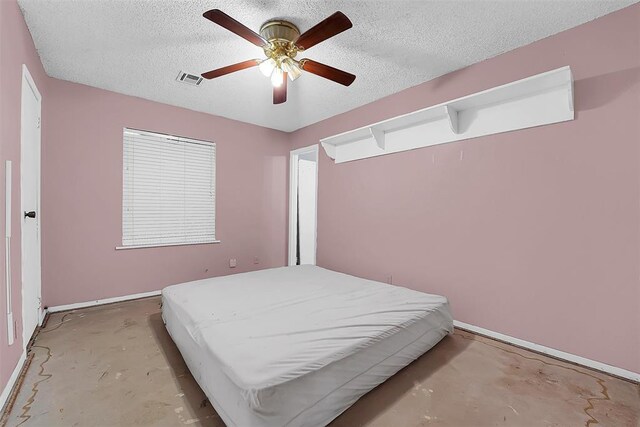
[300,59,356,86]
[273,72,288,104]
[203,9,267,47]
[201,59,260,79]
[295,11,352,50]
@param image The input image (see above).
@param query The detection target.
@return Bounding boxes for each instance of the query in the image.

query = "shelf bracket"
[370,127,385,150]
[568,81,574,114]
[566,66,574,114]
[321,141,336,159]
[445,106,459,134]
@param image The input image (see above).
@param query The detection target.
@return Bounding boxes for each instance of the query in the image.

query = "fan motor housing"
[260,20,300,44]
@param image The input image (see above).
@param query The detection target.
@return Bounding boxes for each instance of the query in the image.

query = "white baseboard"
[47,290,162,313]
[0,350,26,413]
[453,320,639,383]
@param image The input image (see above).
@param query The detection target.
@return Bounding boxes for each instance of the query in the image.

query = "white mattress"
[162,265,453,427]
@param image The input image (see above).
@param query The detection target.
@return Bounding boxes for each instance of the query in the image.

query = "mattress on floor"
[162,265,453,427]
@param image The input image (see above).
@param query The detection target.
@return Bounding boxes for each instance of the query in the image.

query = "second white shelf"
[321,66,574,163]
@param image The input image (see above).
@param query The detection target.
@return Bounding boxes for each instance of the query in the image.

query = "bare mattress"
[162,265,453,427]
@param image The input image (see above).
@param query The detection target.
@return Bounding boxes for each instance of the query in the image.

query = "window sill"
[115,240,221,250]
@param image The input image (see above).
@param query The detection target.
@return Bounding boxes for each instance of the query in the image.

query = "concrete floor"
[1,297,638,427]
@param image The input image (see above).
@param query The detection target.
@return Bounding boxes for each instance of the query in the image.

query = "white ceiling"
[18,0,637,132]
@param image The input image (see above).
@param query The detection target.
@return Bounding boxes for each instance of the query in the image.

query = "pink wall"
[289,5,640,374]
[42,80,290,307]
[0,0,49,397]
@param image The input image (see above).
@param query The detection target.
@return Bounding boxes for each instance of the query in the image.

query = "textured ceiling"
[18,0,637,132]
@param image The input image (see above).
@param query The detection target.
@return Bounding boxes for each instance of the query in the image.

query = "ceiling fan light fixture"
[271,66,284,87]
[281,58,302,81]
[259,58,277,77]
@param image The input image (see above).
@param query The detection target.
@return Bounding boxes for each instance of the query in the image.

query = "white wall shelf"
[321,66,574,164]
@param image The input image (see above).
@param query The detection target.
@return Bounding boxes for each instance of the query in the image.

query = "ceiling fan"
[200,9,356,104]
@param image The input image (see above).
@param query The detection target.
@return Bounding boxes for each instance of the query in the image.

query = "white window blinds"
[122,128,216,248]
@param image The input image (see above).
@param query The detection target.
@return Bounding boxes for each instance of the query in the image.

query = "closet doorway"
[288,145,318,266]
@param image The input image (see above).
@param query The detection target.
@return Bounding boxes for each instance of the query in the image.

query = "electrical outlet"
[229,258,237,268]
[253,256,260,265]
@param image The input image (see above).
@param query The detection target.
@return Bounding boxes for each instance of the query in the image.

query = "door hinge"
[37,296,42,308]
[36,117,41,129]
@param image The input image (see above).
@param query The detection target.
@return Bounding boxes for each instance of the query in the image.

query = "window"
[120,128,217,248]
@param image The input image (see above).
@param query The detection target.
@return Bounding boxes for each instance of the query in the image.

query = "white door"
[20,65,42,347]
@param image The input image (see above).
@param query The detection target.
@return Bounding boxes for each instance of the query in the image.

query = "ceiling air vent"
[176,71,203,86]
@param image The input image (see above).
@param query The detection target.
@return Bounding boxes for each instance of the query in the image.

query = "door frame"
[288,144,318,266]
[20,64,43,348]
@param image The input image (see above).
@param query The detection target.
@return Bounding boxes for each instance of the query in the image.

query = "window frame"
[116,127,220,250]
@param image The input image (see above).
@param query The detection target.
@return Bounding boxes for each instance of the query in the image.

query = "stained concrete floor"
[1,297,638,427]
